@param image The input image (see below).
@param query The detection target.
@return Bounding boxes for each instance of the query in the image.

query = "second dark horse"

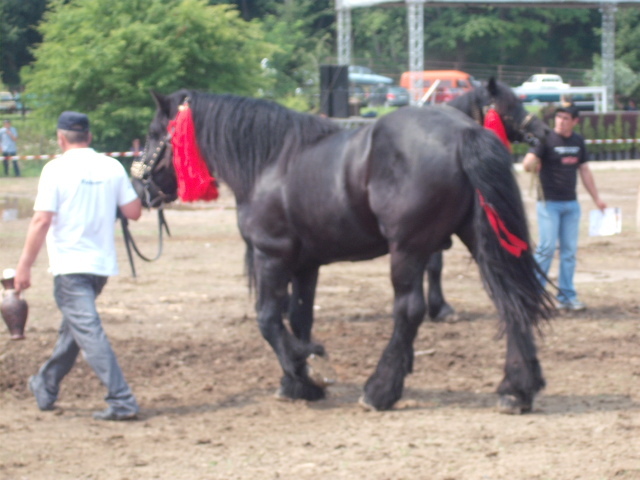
[134,81,554,413]
[424,79,550,320]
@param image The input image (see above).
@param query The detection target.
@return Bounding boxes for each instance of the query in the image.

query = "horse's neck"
[448,94,484,125]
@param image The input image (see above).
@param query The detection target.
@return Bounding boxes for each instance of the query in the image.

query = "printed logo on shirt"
[81,179,104,185]
[554,145,580,165]
[554,146,580,155]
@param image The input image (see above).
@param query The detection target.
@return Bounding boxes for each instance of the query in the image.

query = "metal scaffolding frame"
[601,2,617,109]
[407,1,425,102]
[335,0,639,111]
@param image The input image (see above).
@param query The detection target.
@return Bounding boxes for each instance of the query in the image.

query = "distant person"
[131,138,141,158]
[522,104,606,311]
[0,119,20,176]
[14,111,142,421]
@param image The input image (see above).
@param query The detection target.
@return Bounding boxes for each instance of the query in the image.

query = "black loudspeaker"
[320,64,349,118]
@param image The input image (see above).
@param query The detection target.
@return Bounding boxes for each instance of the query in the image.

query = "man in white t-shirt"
[15,111,142,421]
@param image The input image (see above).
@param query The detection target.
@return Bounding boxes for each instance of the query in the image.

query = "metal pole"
[601,2,617,112]
[407,0,425,105]
[336,0,352,66]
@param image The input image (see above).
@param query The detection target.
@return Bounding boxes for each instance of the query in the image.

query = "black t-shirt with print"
[530,130,587,201]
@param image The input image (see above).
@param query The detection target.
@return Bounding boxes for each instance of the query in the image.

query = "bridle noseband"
[501,109,539,146]
[131,130,175,208]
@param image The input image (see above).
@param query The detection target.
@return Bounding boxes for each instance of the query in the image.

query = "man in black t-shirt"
[522,104,606,311]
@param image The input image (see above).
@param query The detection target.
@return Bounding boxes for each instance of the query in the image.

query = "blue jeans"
[30,274,138,415]
[534,200,581,303]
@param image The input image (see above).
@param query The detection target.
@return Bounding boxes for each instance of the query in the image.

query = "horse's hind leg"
[254,254,325,401]
[425,251,455,321]
[497,322,545,414]
[362,249,426,411]
[456,221,545,413]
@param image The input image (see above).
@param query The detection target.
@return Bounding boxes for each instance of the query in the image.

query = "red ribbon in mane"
[168,105,218,202]
[477,190,528,257]
[483,108,512,152]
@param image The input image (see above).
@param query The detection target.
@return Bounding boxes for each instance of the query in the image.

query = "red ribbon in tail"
[168,105,218,202]
[477,190,528,257]
[483,108,512,152]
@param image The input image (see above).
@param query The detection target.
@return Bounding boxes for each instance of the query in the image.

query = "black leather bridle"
[471,101,541,146]
[122,132,175,277]
[130,131,176,208]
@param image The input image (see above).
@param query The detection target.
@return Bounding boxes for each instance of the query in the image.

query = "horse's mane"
[188,92,341,200]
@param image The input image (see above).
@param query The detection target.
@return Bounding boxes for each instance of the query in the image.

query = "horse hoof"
[497,395,532,415]
[431,303,457,323]
[274,387,294,402]
[306,353,337,387]
[358,395,376,411]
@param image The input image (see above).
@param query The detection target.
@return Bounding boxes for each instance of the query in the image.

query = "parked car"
[0,92,17,113]
[514,74,571,102]
[348,65,393,87]
[369,85,411,107]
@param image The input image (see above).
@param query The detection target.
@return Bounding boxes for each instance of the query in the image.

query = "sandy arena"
[0,164,639,480]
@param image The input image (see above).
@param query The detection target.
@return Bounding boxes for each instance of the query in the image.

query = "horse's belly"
[296,218,388,264]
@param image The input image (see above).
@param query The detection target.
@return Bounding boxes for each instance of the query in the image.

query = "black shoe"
[92,408,138,421]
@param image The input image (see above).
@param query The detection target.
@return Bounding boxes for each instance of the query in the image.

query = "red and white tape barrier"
[2,151,139,161]
[5,139,640,162]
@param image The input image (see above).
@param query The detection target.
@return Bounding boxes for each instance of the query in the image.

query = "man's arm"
[522,152,541,173]
[14,210,54,292]
[119,198,142,221]
[578,163,607,210]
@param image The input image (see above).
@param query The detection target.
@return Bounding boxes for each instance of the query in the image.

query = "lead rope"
[118,208,171,278]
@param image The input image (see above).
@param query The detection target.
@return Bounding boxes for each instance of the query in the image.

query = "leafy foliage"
[262,1,334,108]
[22,0,274,151]
[0,0,48,88]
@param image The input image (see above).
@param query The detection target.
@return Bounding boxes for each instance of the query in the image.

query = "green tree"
[22,0,274,151]
[0,0,48,88]
[261,0,334,108]
[351,6,407,73]
[587,55,640,99]
[421,7,598,68]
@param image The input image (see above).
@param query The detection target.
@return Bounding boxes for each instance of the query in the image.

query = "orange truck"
[399,70,477,103]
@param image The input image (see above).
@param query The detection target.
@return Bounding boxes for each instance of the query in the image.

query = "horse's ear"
[150,90,172,117]
[487,77,499,97]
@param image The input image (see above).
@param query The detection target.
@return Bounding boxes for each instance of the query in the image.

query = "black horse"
[424,79,550,321]
[133,83,554,412]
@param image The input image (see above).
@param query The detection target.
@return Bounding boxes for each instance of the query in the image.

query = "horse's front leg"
[288,266,319,343]
[254,254,325,401]
[425,251,455,321]
[362,250,427,411]
[287,266,336,389]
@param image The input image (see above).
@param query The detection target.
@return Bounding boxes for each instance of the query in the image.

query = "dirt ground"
[1,163,639,480]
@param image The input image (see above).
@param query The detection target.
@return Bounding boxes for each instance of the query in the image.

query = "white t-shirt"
[34,148,139,276]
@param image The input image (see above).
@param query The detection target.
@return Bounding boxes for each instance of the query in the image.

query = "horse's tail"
[457,128,555,332]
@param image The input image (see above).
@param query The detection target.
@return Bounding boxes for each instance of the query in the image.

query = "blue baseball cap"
[57,111,90,132]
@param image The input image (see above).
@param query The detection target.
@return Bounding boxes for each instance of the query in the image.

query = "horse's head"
[484,78,550,147]
[131,90,189,208]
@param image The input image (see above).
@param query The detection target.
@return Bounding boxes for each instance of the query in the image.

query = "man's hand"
[522,152,541,173]
[14,265,31,293]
